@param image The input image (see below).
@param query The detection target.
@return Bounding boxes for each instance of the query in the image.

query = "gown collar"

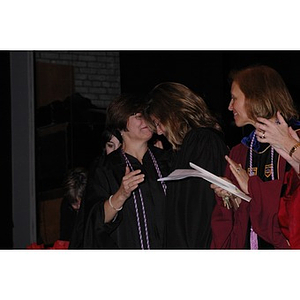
[241,130,259,151]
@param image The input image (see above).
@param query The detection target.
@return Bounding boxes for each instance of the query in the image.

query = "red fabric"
[211,143,290,249]
[48,240,70,249]
[26,243,45,249]
[26,240,70,249]
[278,168,300,249]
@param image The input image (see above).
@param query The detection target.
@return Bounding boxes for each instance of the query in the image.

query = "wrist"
[289,142,300,157]
[108,195,123,211]
[282,137,297,153]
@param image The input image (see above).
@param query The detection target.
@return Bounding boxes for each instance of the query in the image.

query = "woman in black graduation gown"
[78,94,169,249]
[144,82,229,249]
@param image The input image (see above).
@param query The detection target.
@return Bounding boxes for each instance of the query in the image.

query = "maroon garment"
[211,142,290,249]
[278,168,300,249]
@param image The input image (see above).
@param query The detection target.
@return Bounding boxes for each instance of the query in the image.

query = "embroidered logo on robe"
[264,164,273,178]
[247,167,257,176]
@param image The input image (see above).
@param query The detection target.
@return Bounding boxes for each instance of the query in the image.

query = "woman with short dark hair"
[80,94,169,249]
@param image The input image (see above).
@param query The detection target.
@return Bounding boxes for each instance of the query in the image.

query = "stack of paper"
[158,162,251,202]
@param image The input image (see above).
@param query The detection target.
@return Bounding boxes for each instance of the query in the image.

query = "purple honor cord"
[249,134,274,249]
[121,148,166,249]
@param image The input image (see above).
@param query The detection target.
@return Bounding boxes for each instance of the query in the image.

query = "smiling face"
[229,81,254,127]
[122,112,153,142]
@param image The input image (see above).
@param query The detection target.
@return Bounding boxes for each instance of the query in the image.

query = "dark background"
[120,50,300,147]
[0,52,13,248]
[2,50,300,248]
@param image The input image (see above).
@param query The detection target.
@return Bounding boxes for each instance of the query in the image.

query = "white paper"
[158,162,251,202]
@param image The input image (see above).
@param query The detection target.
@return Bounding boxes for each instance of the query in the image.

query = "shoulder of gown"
[174,127,229,174]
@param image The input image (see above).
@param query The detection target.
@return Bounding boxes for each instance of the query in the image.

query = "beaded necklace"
[121,148,167,249]
[249,133,274,249]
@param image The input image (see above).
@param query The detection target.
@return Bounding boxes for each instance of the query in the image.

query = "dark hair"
[106,94,147,132]
[63,167,88,207]
[144,82,221,150]
[229,65,299,121]
[100,127,122,153]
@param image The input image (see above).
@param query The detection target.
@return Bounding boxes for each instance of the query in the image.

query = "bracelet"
[108,195,123,211]
[289,142,300,157]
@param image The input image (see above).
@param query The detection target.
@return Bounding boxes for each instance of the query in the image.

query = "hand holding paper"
[158,162,251,202]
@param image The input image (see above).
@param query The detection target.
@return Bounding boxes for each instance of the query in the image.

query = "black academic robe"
[165,127,229,249]
[76,145,170,249]
[60,198,79,241]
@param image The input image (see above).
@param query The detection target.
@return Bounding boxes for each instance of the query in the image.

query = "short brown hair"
[106,94,147,132]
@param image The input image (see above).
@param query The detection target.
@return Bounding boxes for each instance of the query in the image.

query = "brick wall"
[35,51,121,108]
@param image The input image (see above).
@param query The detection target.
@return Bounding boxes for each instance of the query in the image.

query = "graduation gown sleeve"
[278,168,300,249]
[82,157,125,248]
[210,144,249,249]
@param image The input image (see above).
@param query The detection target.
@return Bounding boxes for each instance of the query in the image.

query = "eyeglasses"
[131,113,143,120]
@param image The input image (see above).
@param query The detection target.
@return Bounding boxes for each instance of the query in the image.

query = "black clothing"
[73,145,170,249]
[60,198,79,241]
[165,128,229,249]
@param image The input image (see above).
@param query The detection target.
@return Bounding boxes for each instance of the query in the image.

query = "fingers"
[225,155,240,170]
[256,112,287,134]
[127,174,145,190]
[210,178,232,198]
[122,168,145,197]
[289,127,300,141]
[255,130,266,140]
[229,164,241,176]
[123,167,142,179]
[276,111,286,125]
[256,117,269,127]
[254,120,267,140]
[211,184,230,198]
[225,156,245,178]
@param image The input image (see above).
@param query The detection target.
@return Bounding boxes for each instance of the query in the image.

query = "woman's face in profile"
[105,135,121,155]
[228,81,253,127]
[151,116,166,136]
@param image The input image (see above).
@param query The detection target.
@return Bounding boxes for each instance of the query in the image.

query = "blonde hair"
[145,82,221,150]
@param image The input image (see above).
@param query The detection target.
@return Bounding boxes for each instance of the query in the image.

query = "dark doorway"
[0,51,13,248]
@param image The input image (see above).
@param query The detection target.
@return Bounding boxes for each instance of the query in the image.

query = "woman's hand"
[210,178,232,198]
[118,166,145,201]
[255,111,300,166]
[104,166,145,223]
[255,111,291,151]
[225,155,249,195]
[210,177,242,210]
